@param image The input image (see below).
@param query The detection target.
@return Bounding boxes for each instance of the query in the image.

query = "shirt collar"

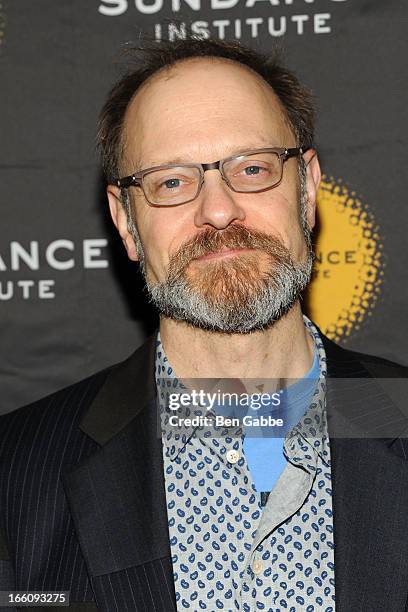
[156,316,330,466]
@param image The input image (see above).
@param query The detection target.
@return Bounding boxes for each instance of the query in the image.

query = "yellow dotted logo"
[305,176,384,342]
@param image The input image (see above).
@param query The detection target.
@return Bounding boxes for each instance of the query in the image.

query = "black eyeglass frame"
[113,146,309,207]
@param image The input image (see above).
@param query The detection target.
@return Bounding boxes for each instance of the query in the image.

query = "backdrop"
[1,0,407,413]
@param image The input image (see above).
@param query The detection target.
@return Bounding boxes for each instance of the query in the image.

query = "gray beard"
[147,252,313,333]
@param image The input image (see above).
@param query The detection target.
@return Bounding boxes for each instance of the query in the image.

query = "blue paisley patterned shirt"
[156,317,335,611]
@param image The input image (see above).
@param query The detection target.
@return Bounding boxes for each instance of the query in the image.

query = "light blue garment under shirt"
[243,348,320,492]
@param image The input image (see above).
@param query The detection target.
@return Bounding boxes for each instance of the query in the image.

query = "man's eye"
[162,178,181,189]
[244,165,263,176]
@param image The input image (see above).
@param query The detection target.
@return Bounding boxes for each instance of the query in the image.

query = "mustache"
[167,224,294,280]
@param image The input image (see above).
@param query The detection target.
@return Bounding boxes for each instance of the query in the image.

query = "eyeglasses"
[113,147,308,207]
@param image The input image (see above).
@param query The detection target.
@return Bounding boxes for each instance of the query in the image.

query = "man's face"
[109,58,320,332]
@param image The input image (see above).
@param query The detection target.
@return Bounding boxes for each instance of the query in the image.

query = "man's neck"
[159,302,315,381]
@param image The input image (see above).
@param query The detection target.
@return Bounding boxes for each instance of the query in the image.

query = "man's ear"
[302,149,321,231]
[106,185,139,261]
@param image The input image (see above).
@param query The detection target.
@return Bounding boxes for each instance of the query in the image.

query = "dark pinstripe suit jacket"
[1,330,408,612]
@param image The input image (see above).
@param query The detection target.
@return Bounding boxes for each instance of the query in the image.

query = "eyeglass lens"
[141,151,282,206]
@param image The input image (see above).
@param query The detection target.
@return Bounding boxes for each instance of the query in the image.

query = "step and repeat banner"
[1,1,407,412]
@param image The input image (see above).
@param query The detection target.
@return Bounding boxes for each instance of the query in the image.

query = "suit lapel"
[63,334,176,611]
[323,336,408,612]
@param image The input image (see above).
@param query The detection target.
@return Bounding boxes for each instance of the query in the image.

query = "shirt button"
[226,449,240,464]
[253,559,264,575]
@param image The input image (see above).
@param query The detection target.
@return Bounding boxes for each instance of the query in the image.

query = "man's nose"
[193,170,246,229]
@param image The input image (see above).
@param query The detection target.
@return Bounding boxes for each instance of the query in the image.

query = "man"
[1,37,408,612]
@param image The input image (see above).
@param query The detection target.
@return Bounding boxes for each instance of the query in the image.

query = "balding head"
[98,38,315,182]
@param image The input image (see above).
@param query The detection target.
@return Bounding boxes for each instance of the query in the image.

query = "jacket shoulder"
[0,332,158,456]
[321,332,408,378]
[347,349,408,377]
[0,363,117,453]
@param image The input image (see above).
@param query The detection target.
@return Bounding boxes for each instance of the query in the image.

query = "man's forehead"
[125,57,287,125]
[132,56,273,98]
[121,57,293,169]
